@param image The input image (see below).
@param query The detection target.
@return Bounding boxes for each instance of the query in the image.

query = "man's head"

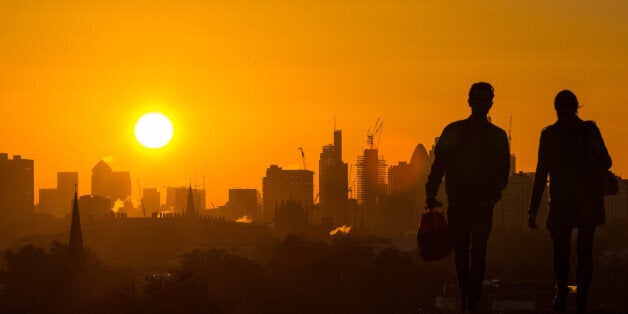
[554,90,579,117]
[468,82,494,116]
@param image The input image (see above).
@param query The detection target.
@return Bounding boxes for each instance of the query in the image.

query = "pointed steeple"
[185,183,196,217]
[69,186,83,257]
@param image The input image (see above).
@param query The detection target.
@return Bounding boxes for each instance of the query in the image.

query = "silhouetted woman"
[528,90,612,312]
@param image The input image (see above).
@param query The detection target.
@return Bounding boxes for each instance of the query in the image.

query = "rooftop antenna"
[508,116,513,148]
[195,170,198,189]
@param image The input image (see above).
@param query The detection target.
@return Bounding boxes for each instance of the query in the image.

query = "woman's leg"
[576,226,596,311]
[552,227,572,310]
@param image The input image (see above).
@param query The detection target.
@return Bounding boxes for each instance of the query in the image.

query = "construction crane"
[347,164,355,198]
[298,147,307,170]
[137,179,146,217]
[349,176,357,199]
[366,117,384,149]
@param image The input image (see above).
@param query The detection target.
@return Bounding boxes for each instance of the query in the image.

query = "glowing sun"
[134,112,174,149]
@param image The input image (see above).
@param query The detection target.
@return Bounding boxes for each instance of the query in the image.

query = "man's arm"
[529,131,549,229]
[425,126,452,208]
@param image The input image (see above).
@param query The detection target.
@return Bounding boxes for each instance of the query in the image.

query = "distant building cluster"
[38,172,78,217]
[166,186,206,215]
[1,120,627,237]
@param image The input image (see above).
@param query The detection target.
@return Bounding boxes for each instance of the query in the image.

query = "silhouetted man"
[425,82,510,311]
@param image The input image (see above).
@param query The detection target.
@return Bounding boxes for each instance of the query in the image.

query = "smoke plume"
[111,199,124,213]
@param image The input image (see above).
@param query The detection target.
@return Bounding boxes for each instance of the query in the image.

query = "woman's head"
[554,90,580,117]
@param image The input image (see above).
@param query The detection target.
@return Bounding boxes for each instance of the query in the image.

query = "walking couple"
[425,82,612,312]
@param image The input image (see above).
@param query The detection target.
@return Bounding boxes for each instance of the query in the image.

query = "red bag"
[417,210,452,261]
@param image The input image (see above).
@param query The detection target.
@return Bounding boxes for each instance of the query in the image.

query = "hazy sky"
[1,1,627,206]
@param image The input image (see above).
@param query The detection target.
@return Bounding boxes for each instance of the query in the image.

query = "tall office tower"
[262,165,314,222]
[91,160,131,202]
[91,160,112,197]
[357,149,387,209]
[166,186,206,214]
[604,178,628,222]
[142,188,161,214]
[319,129,348,226]
[38,188,58,215]
[408,143,430,210]
[0,153,34,215]
[57,172,78,216]
[387,162,414,196]
[493,172,540,228]
[229,188,261,219]
[387,144,430,234]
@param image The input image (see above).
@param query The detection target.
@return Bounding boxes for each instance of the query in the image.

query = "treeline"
[1,225,628,313]
[0,236,452,314]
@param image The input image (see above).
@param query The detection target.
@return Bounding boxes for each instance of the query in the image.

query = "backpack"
[579,121,617,196]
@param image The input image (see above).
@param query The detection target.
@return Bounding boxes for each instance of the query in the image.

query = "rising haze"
[1,1,627,205]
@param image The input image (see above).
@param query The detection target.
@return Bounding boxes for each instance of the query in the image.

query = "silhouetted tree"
[93,283,141,314]
[144,248,272,314]
[0,241,106,314]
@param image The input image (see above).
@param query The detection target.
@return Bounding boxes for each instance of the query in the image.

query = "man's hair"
[554,90,579,114]
[468,82,494,99]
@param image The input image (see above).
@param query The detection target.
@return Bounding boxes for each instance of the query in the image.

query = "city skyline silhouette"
[1,1,628,312]
[1,2,627,208]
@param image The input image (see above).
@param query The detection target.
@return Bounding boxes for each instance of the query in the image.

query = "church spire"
[69,185,83,257]
[185,183,196,217]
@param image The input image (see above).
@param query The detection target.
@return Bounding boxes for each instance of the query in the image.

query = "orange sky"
[1,1,627,206]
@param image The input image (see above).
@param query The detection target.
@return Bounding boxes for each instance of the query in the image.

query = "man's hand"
[527,212,538,230]
[426,196,443,211]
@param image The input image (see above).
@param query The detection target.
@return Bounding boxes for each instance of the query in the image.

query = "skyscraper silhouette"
[319,129,349,226]
[37,188,58,215]
[229,188,261,220]
[262,165,314,222]
[57,172,78,216]
[386,144,429,234]
[357,148,387,225]
[0,153,34,215]
[91,160,131,202]
[142,188,161,214]
[409,143,430,210]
